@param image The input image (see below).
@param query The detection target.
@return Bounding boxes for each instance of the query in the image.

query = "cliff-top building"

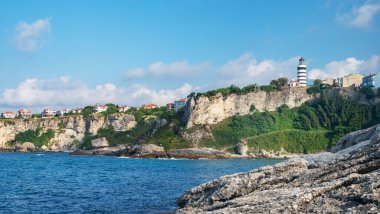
[288,57,307,87]
[18,109,32,118]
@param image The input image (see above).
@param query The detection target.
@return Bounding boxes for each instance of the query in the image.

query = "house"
[362,73,377,88]
[18,109,32,118]
[322,78,335,86]
[71,108,83,114]
[56,108,72,116]
[174,98,187,111]
[2,112,16,119]
[41,108,56,118]
[288,79,299,87]
[337,74,364,87]
[166,103,174,110]
[143,104,158,109]
[118,106,130,112]
[93,104,108,113]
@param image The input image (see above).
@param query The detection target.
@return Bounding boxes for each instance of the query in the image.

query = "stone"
[14,142,36,152]
[236,143,248,156]
[131,144,165,155]
[166,148,230,159]
[91,137,109,148]
[175,124,380,213]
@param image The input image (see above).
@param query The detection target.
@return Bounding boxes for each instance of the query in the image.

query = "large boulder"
[14,142,36,152]
[236,143,248,156]
[175,124,380,213]
[91,137,109,148]
[131,144,166,158]
[167,148,230,159]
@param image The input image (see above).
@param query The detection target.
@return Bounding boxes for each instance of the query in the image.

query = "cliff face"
[176,124,380,213]
[184,88,317,128]
[0,113,136,150]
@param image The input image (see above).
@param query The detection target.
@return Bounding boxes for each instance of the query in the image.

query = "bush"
[260,85,275,93]
[360,87,375,99]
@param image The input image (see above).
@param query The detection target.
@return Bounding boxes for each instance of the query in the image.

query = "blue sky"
[0,0,379,111]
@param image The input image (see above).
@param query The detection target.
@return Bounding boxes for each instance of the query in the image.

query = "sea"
[0,152,283,214]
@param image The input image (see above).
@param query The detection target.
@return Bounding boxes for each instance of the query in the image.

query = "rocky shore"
[71,143,232,159]
[175,124,380,213]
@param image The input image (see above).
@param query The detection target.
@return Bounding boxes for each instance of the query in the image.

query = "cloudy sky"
[0,0,379,112]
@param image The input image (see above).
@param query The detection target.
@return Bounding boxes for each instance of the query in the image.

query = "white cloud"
[124,61,211,79]
[218,53,300,87]
[336,1,380,28]
[0,77,193,112]
[309,55,380,80]
[13,17,52,52]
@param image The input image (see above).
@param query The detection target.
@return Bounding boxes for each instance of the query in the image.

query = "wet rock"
[175,124,380,213]
[167,148,230,159]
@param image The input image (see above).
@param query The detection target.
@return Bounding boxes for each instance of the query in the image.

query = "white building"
[18,109,32,118]
[41,108,56,118]
[174,98,187,111]
[94,104,108,113]
[56,108,72,116]
[118,106,130,113]
[2,112,16,119]
[297,57,307,87]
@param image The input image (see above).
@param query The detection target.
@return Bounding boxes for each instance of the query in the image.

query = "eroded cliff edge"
[0,113,136,151]
[175,124,380,213]
[184,88,317,128]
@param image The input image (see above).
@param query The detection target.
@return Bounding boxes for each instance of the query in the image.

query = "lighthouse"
[297,57,307,87]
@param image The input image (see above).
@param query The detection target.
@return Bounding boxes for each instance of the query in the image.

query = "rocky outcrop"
[175,124,380,213]
[184,88,317,128]
[91,137,109,148]
[179,125,214,146]
[130,144,166,158]
[14,142,36,152]
[166,148,230,159]
[0,113,136,151]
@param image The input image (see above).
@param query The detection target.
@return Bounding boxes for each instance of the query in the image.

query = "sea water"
[0,153,282,213]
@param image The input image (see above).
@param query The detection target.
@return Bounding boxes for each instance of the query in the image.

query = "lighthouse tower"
[297,57,307,87]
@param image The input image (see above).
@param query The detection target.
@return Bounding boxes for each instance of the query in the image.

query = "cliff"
[175,124,380,213]
[0,113,136,151]
[184,88,317,128]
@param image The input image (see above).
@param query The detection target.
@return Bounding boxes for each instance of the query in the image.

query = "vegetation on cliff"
[79,107,191,150]
[7,128,55,148]
[199,89,380,153]
[190,77,289,98]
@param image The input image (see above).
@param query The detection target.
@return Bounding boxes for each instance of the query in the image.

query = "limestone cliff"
[184,88,317,128]
[0,113,136,151]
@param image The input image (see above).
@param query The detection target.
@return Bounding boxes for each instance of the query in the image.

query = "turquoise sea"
[0,153,282,213]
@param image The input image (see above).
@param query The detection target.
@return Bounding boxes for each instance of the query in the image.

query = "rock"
[184,88,317,128]
[179,125,214,145]
[153,118,167,129]
[14,142,36,152]
[72,144,131,156]
[131,144,167,158]
[91,137,109,148]
[175,124,380,213]
[236,143,248,156]
[167,148,230,159]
